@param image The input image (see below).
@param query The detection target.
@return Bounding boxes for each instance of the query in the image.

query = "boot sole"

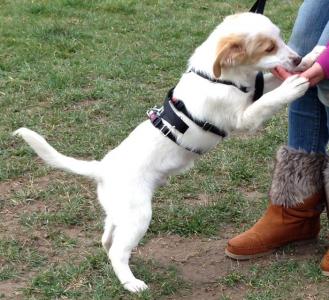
[322,270,329,276]
[225,248,273,260]
[225,238,318,261]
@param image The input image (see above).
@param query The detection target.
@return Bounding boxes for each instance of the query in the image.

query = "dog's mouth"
[272,59,302,74]
[283,56,303,73]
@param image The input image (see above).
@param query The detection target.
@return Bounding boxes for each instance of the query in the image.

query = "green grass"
[219,259,326,300]
[24,250,185,300]
[1,0,329,299]
[0,239,45,267]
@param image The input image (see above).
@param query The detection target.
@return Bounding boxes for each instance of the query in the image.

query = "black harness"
[189,68,249,93]
[250,0,266,14]
[147,86,226,155]
[147,0,267,155]
[190,68,264,102]
[148,70,264,154]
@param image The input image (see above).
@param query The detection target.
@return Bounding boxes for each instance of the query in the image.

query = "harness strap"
[147,66,263,153]
[166,88,227,138]
[249,0,266,100]
[253,71,264,101]
[147,87,227,155]
[161,96,189,134]
[189,69,249,93]
[190,68,264,102]
[148,111,202,155]
[249,0,267,14]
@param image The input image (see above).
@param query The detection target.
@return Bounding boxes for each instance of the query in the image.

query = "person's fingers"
[308,75,323,87]
[300,62,325,86]
[274,66,295,80]
[271,68,283,80]
[301,62,324,78]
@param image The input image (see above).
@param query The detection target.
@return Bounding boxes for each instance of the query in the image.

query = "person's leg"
[225,146,326,259]
[288,0,329,153]
[226,1,329,259]
[289,0,329,57]
[288,88,328,153]
[317,21,329,107]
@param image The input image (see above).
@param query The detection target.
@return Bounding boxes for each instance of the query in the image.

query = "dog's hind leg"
[101,217,114,253]
[97,177,154,292]
[108,207,152,293]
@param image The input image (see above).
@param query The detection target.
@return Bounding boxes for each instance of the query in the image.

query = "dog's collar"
[189,68,249,93]
[189,68,264,102]
[147,88,227,155]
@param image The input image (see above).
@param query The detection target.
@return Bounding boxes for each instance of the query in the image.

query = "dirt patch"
[229,129,264,140]
[0,181,15,197]
[1,175,326,300]
[136,234,258,299]
[296,282,329,300]
[0,279,25,300]
[136,233,323,300]
[243,190,264,201]
[137,235,242,284]
[182,193,215,207]
[65,99,101,112]
[0,173,101,298]
[0,171,64,201]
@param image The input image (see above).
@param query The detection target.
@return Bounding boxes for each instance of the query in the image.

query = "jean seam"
[311,100,322,153]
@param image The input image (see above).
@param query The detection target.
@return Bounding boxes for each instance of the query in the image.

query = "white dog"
[14,13,310,293]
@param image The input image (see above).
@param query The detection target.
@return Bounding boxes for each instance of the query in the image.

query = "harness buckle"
[160,125,171,137]
[147,106,163,118]
[202,122,211,131]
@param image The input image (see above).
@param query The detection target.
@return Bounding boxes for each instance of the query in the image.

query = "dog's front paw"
[294,45,326,72]
[278,74,309,102]
[124,279,148,293]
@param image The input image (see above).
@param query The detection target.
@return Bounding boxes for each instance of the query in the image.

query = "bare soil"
[0,177,326,299]
[0,175,99,299]
[136,234,256,299]
[136,233,324,300]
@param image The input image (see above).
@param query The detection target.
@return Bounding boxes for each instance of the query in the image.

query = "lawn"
[1,0,329,299]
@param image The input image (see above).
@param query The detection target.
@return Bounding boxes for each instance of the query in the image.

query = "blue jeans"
[288,0,329,153]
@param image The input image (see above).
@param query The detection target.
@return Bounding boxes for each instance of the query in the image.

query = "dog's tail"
[13,127,101,179]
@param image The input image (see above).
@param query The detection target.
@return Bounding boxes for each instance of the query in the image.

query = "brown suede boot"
[321,250,329,276]
[225,146,327,260]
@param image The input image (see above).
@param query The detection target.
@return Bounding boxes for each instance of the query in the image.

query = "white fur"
[14,13,309,293]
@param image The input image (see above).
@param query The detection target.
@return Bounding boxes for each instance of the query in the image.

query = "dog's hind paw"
[123,279,148,293]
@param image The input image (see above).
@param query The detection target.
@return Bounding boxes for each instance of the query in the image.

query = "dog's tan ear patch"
[247,35,278,64]
[213,35,246,78]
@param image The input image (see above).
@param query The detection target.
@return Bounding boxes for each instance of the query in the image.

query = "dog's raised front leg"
[237,75,309,131]
[263,73,282,93]
[294,45,326,72]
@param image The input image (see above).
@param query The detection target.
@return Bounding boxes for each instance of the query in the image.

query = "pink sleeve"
[317,43,329,79]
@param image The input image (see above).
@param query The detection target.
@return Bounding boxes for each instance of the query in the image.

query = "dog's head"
[202,13,301,78]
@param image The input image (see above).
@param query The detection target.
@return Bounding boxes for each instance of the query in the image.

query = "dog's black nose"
[293,56,302,66]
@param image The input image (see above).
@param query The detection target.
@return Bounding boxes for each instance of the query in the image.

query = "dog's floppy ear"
[213,35,246,78]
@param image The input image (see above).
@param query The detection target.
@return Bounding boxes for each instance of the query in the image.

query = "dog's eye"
[266,45,275,53]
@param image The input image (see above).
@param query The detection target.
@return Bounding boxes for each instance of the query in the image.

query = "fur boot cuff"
[322,161,329,216]
[270,146,327,207]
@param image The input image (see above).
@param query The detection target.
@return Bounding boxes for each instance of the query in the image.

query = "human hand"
[271,44,326,83]
[272,63,325,87]
[271,66,295,81]
[300,62,325,87]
